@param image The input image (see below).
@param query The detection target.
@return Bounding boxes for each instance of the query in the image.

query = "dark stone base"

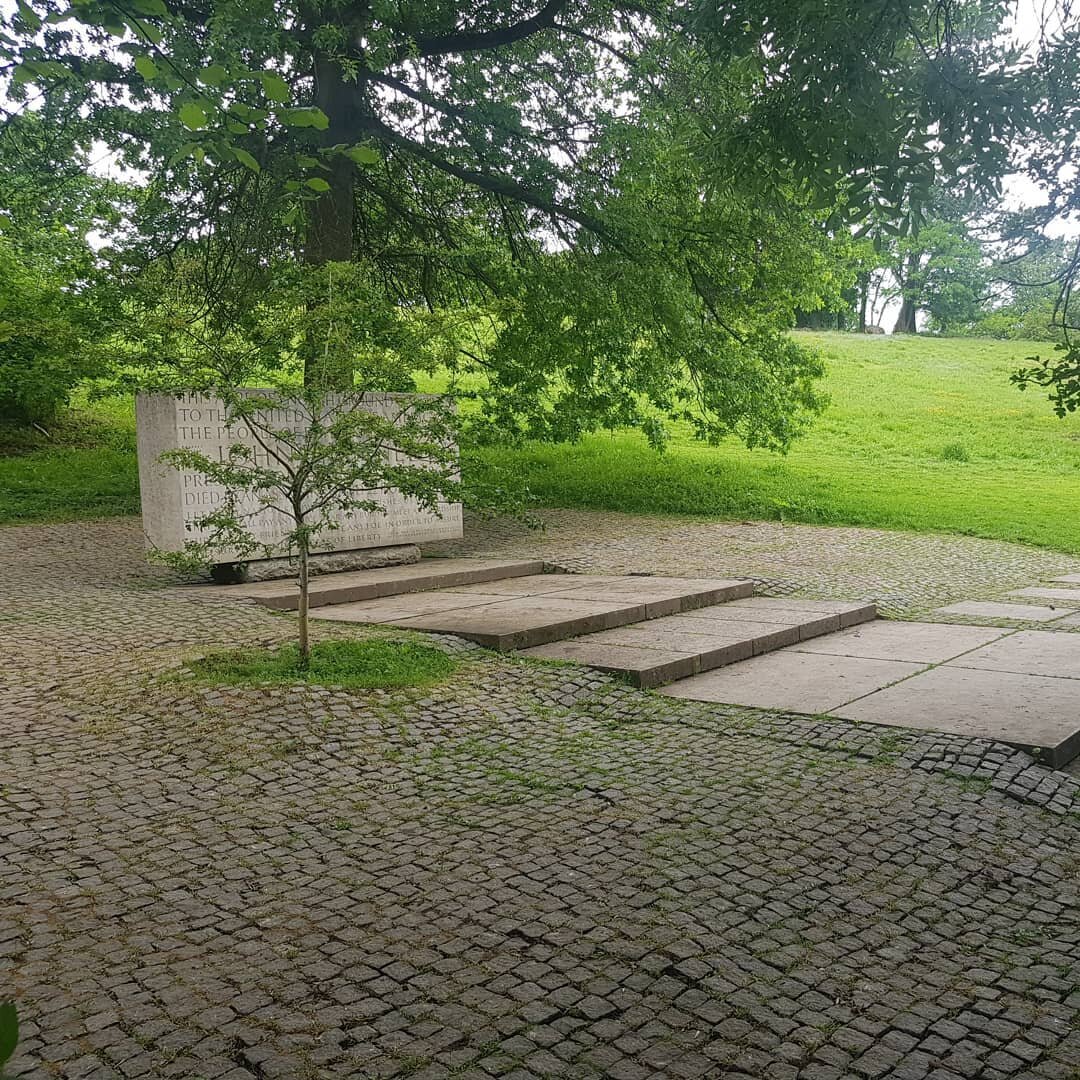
[209,544,422,585]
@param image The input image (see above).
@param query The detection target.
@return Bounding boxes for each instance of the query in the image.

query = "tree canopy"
[0,107,131,419]
[2,1,1078,438]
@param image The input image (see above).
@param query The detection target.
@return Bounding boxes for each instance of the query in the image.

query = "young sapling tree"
[161,383,461,667]
[141,262,464,667]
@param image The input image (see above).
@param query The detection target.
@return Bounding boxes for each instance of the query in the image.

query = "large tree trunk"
[303,56,355,267]
[893,298,917,334]
[303,52,358,387]
[893,253,919,333]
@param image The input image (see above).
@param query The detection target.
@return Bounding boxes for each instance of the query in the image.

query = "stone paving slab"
[520,601,865,687]
[935,599,1074,622]
[660,652,924,712]
[311,589,517,623]
[546,576,754,618]
[314,575,756,652]
[392,595,649,650]
[1045,610,1080,628]
[521,637,701,687]
[427,508,1080,619]
[660,621,1080,764]
[445,573,754,618]
[836,665,1080,766]
[440,572,603,595]
[790,620,1007,663]
[717,596,878,625]
[204,556,548,610]
[573,624,756,676]
[675,603,848,640]
[647,612,804,653]
[947,628,1080,679]
[1011,585,1080,603]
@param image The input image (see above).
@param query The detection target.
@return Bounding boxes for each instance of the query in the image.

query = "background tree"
[847,184,991,335]
[972,235,1071,340]
[890,220,988,335]
[0,108,130,421]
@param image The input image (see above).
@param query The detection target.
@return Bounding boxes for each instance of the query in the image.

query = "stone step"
[207,557,548,611]
[313,575,756,651]
[519,598,877,688]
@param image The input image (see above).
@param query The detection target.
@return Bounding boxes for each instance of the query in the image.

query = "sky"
[1001,0,1078,236]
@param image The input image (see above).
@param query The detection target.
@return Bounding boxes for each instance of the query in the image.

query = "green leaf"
[16,1,42,31]
[278,107,329,130]
[305,177,331,192]
[233,147,260,172]
[259,71,290,103]
[228,103,267,123]
[167,142,199,168]
[0,1001,18,1068]
[134,55,158,80]
[199,64,229,87]
[179,101,208,130]
[129,0,167,14]
[344,144,380,166]
[136,19,163,43]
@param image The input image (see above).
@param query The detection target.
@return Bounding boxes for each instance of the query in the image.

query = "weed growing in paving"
[182,639,458,691]
[0,1001,17,1080]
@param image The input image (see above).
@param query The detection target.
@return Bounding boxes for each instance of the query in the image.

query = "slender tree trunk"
[297,534,311,668]
[857,271,869,332]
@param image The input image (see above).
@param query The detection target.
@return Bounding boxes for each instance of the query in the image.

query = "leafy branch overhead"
[3,1,1078,442]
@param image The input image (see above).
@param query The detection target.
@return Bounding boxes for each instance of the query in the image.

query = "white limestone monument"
[136,391,462,576]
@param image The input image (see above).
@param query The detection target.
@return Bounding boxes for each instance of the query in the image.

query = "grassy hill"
[473,332,1080,552]
[3,332,1079,552]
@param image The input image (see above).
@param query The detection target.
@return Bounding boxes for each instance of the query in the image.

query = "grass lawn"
[475,332,1080,553]
[0,394,140,523]
[2,332,1079,552]
[182,639,459,690]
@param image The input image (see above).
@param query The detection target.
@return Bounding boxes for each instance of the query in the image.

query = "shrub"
[0,238,106,423]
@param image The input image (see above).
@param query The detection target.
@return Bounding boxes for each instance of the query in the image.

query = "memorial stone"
[136,391,463,567]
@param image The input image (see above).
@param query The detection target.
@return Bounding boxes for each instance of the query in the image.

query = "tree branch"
[408,0,571,60]
[363,115,624,249]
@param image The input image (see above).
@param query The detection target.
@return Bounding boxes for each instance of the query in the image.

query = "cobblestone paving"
[3,518,1080,1080]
